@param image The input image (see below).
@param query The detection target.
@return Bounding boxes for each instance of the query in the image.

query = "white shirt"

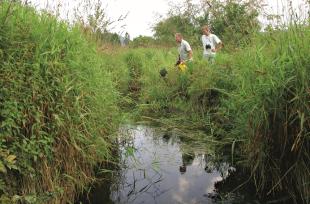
[201,34,221,56]
[178,39,192,61]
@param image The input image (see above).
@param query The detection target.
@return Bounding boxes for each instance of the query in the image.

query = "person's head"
[202,25,211,36]
[175,33,183,43]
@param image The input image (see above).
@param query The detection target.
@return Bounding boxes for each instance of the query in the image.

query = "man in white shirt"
[201,25,223,62]
[175,33,193,64]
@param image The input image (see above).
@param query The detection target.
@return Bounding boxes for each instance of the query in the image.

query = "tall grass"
[113,26,309,203]
[0,2,121,203]
[225,25,310,203]
[1,1,309,204]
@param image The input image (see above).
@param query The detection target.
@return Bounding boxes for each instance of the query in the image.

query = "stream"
[78,125,259,204]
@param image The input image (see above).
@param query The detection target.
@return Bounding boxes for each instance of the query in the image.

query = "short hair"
[175,33,182,38]
[202,25,210,31]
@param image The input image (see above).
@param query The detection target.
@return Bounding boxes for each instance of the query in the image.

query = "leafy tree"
[153,0,261,48]
[153,15,196,46]
[130,36,156,48]
[207,0,261,47]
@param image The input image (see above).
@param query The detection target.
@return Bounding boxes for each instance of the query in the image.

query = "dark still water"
[78,125,257,204]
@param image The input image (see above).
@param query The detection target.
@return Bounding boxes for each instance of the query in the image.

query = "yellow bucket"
[178,63,187,72]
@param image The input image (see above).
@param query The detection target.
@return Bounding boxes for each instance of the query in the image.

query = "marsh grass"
[114,25,309,203]
[1,1,309,203]
[227,25,310,203]
[0,2,121,203]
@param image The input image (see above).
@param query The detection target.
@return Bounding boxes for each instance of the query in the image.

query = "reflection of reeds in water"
[111,126,237,203]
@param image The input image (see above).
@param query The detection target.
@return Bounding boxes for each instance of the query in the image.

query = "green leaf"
[24,195,37,204]
[6,155,16,164]
[0,161,7,174]
[12,195,22,202]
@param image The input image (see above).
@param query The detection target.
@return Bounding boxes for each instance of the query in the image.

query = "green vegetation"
[112,28,310,203]
[153,0,260,47]
[0,0,309,204]
[0,2,121,203]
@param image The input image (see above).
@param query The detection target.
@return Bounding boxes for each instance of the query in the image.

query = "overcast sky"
[28,0,309,38]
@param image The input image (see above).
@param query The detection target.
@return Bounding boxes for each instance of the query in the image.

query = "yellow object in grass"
[178,62,187,72]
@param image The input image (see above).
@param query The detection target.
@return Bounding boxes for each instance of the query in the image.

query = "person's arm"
[184,41,193,61]
[201,35,205,48]
[188,50,193,61]
[175,55,181,66]
[214,42,223,52]
[211,35,222,52]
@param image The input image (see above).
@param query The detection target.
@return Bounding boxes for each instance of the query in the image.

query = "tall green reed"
[0,2,121,203]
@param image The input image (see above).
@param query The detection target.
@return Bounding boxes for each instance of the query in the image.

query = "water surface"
[81,125,253,204]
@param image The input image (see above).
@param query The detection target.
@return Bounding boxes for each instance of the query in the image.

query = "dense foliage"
[0,2,121,203]
[153,0,261,47]
[1,0,309,204]
[112,26,310,203]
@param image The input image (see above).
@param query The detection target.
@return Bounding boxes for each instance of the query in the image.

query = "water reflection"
[81,125,249,204]
[109,125,234,204]
[179,152,195,174]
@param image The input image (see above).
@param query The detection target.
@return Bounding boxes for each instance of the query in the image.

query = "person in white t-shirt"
[201,25,223,61]
[175,33,193,64]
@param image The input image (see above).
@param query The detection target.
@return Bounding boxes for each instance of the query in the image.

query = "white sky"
[28,0,309,39]
[105,0,182,38]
